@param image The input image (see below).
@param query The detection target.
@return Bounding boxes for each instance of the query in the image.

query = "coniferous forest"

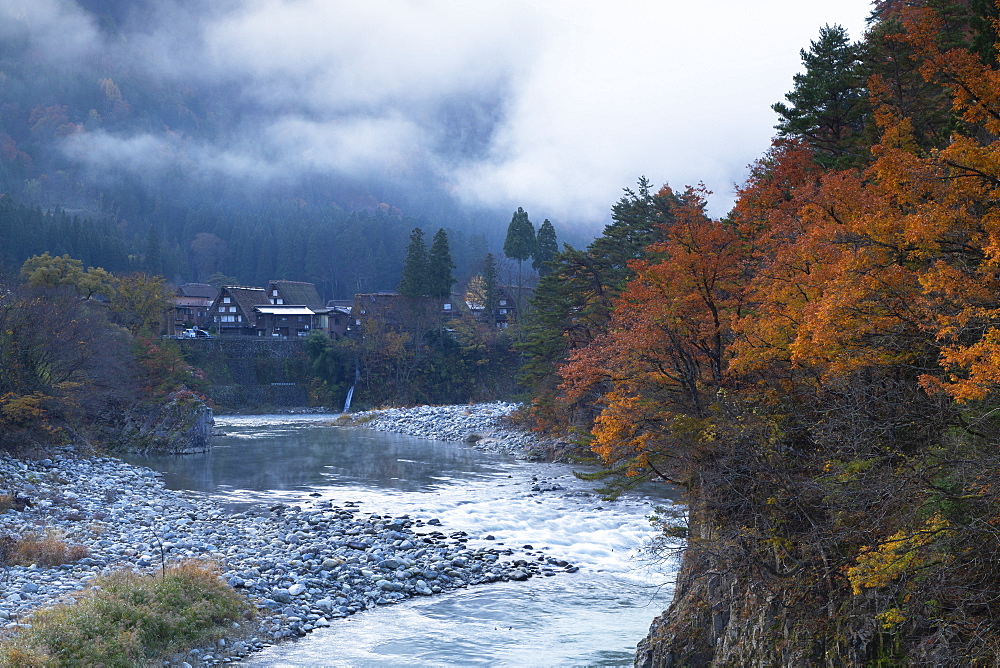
[1,0,593,295]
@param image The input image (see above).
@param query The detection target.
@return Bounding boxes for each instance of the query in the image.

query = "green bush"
[0,560,253,667]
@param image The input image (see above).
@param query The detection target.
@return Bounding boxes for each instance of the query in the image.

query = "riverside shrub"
[8,530,88,567]
[0,560,253,666]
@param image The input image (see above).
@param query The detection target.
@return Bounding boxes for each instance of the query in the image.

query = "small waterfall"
[342,360,361,413]
[343,385,355,413]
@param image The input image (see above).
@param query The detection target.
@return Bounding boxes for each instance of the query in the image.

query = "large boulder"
[112,390,214,454]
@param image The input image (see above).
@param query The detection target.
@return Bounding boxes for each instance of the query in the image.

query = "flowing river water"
[126,414,681,667]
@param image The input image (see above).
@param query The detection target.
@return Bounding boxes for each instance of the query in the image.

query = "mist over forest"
[0,0,595,296]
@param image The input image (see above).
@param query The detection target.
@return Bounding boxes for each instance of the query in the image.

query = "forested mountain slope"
[0,0,524,294]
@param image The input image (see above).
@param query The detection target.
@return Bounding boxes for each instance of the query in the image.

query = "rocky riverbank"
[344,401,573,460]
[0,408,579,666]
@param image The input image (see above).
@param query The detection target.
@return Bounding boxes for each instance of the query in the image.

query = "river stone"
[0,404,585,666]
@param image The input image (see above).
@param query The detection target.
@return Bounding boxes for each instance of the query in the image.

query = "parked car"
[182,328,212,338]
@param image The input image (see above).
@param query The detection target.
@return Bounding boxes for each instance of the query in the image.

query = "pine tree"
[398,227,428,298]
[533,219,558,277]
[426,228,456,299]
[772,24,867,167]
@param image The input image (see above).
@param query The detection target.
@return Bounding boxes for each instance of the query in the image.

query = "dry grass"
[333,412,378,426]
[0,560,254,666]
[7,530,88,567]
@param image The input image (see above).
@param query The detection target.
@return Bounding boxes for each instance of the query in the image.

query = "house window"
[443,303,451,310]
[499,299,507,306]
[276,298,284,304]
[499,309,507,315]
[272,289,279,297]
[356,319,361,325]
[223,297,231,304]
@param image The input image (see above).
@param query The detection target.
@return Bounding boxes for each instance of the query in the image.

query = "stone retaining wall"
[178,338,312,409]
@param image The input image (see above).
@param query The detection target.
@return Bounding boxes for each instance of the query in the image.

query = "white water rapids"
[126,414,682,666]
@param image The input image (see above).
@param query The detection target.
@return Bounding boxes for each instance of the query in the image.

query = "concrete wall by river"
[177,338,311,409]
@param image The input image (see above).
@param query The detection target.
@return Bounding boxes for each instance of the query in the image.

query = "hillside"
[518,2,1000,664]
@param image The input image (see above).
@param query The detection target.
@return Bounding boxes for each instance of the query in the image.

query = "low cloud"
[17,0,873,225]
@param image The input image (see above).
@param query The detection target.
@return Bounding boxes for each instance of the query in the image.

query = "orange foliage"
[558,5,1000,493]
[729,16,1000,401]
[559,186,742,474]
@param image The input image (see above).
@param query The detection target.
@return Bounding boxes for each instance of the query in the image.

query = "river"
[125,414,680,667]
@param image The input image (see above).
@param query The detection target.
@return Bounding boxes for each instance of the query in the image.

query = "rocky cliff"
[107,390,214,454]
[633,529,950,667]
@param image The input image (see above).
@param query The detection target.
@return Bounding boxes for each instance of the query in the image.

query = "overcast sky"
[7,0,875,227]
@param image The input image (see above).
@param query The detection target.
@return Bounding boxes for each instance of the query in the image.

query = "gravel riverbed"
[348,401,569,459]
[0,403,576,665]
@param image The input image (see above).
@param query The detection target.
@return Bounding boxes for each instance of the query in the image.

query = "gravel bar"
[0,407,577,665]
[348,401,567,459]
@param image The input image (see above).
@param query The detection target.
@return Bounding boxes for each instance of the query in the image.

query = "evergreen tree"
[482,252,499,315]
[144,225,162,275]
[533,219,558,277]
[772,24,867,167]
[398,227,428,297]
[504,207,536,313]
[503,207,536,268]
[426,228,456,299]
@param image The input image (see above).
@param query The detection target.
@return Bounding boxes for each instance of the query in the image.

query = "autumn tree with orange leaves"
[558,186,744,485]
[525,4,1000,664]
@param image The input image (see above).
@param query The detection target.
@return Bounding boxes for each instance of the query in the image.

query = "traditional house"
[166,283,218,335]
[467,286,530,329]
[350,291,464,335]
[208,280,350,339]
[325,299,354,339]
[208,286,267,336]
[266,280,324,308]
[252,304,318,338]
[493,286,528,329]
[266,280,347,337]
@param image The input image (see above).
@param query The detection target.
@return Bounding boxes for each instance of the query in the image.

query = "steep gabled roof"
[177,283,218,299]
[326,299,353,309]
[220,286,267,325]
[269,280,324,309]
